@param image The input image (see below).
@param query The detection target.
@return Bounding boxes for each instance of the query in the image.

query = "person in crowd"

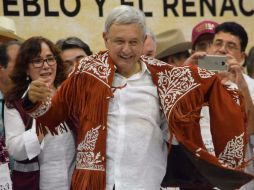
[0,16,23,189]
[0,41,21,189]
[0,41,21,96]
[191,20,219,53]
[155,28,191,66]
[4,36,76,190]
[187,21,254,189]
[184,20,219,66]
[211,22,254,131]
[246,46,254,79]
[211,21,254,190]
[142,27,157,57]
[21,6,253,190]
[0,16,23,44]
[188,21,254,135]
[55,38,65,49]
[186,20,219,155]
[57,37,92,75]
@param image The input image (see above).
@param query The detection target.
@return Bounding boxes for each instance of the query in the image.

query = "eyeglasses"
[30,56,57,68]
[212,40,240,53]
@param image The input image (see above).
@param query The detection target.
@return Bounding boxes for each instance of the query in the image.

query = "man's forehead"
[108,31,143,40]
[108,23,143,32]
[214,31,240,42]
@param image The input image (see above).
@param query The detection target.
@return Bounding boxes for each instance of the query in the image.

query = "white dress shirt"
[106,62,169,190]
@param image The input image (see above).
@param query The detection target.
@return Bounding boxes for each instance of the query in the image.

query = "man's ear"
[241,52,246,62]
[103,32,108,42]
[143,34,147,43]
[103,32,109,48]
[237,52,247,66]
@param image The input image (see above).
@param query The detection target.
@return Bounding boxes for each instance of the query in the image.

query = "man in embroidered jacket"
[22,6,254,190]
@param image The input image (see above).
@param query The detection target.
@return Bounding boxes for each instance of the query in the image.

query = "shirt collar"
[114,59,151,81]
[140,60,151,75]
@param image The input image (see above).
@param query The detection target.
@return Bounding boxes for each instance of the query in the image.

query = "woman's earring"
[26,75,30,81]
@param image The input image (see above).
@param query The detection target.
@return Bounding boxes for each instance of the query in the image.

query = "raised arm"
[22,74,78,135]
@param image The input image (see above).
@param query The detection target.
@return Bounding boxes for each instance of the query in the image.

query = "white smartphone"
[198,55,227,72]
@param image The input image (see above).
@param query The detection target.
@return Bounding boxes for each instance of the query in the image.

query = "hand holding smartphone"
[198,55,228,72]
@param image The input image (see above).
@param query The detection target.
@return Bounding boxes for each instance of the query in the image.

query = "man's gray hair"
[104,5,146,39]
[146,27,156,43]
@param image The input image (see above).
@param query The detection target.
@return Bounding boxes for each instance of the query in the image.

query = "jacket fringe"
[71,170,105,190]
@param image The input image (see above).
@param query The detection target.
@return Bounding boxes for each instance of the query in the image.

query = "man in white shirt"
[22,6,253,190]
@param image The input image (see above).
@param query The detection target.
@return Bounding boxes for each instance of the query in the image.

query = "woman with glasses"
[4,36,76,190]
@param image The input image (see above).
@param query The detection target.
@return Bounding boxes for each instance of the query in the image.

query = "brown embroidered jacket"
[25,51,253,190]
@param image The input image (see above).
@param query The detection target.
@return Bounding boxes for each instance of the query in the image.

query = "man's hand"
[217,55,245,87]
[28,77,52,103]
[217,55,254,135]
[183,52,207,66]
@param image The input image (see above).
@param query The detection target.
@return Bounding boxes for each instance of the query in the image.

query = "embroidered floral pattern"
[218,133,244,168]
[76,125,105,171]
[76,52,111,86]
[224,84,241,105]
[157,67,200,115]
[198,67,215,78]
[141,55,168,67]
[28,97,52,118]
